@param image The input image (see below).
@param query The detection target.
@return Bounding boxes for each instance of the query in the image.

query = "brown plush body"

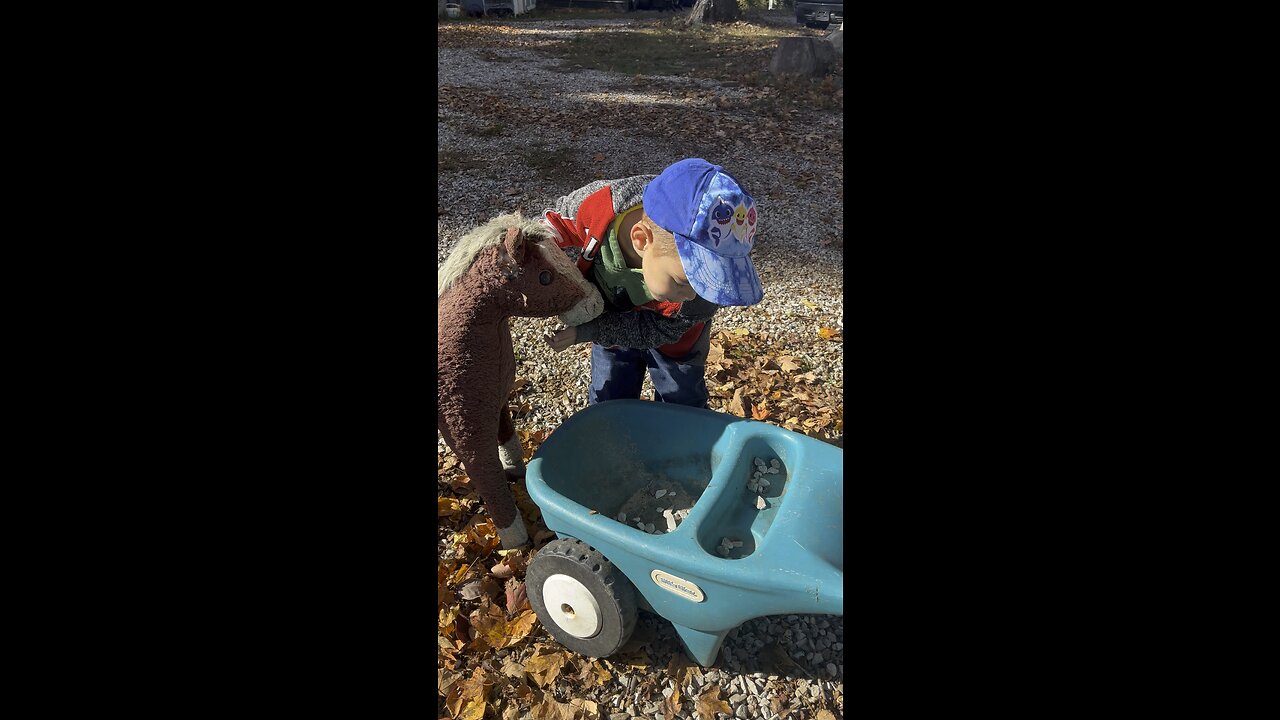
[438,213,603,548]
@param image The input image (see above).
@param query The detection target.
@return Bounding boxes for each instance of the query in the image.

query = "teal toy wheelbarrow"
[524,400,843,667]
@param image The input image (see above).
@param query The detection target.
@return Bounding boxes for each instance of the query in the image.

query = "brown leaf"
[524,650,570,688]
[661,684,681,720]
[570,698,599,719]
[707,341,725,364]
[448,668,490,720]
[592,152,605,161]
[530,695,577,720]
[818,327,840,340]
[501,656,526,680]
[694,686,732,720]
[502,705,521,720]
[504,578,529,615]
[815,711,837,720]
[751,405,771,421]
[726,387,747,417]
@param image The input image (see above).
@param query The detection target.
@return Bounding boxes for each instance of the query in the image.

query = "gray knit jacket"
[552,175,718,350]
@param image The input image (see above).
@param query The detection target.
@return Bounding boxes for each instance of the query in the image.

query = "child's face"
[642,251,696,303]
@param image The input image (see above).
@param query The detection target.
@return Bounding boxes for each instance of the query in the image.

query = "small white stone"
[731,539,743,548]
[756,495,766,510]
[618,512,627,522]
[754,458,765,468]
[656,489,667,498]
[770,459,780,469]
[767,466,778,474]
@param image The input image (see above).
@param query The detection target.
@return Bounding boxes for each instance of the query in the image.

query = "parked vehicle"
[795,0,842,29]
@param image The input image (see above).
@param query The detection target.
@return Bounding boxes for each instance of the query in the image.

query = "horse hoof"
[496,516,530,549]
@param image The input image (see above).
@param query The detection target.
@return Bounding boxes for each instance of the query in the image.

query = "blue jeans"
[589,323,712,408]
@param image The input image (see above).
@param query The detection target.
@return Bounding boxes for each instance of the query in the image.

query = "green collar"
[591,209,653,306]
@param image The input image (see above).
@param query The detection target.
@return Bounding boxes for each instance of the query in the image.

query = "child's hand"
[545,326,577,352]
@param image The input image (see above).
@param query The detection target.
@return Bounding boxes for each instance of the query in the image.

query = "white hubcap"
[542,573,602,638]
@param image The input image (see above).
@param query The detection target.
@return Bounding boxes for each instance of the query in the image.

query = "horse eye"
[539,271,552,285]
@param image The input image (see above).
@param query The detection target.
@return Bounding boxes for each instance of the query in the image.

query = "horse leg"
[454,434,528,550]
[497,406,524,478]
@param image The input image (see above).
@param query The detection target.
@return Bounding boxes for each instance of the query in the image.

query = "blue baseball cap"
[642,158,763,307]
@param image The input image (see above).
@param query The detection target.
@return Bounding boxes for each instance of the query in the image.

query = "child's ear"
[630,221,653,256]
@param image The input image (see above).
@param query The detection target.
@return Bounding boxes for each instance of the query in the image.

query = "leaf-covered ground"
[439,9,844,720]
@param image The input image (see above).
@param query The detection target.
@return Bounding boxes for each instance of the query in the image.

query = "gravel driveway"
[439,14,844,720]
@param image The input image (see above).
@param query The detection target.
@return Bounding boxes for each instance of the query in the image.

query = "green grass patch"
[544,22,799,78]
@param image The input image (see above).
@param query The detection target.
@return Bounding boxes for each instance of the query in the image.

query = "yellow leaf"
[460,698,487,720]
[730,327,749,336]
[503,610,538,647]
[818,327,839,339]
[815,711,837,720]
[451,562,470,585]
[801,299,818,310]
[524,650,570,688]
[439,497,460,518]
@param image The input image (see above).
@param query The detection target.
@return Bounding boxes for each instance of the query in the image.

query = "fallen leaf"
[503,609,538,646]
[530,694,577,720]
[751,405,771,421]
[815,711,836,720]
[661,683,681,720]
[818,327,840,340]
[801,299,818,310]
[459,579,484,601]
[592,152,605,161]
[501,656,526,680]
[524,650,570,688]
[570,697,599,719]
[505,578,529,615]
[726,387,747,417]
[440,491,460,515]
[503,705,521,720]
[694,686,732,720]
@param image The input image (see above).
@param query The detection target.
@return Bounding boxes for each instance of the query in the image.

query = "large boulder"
[827,28,843,56]
[768,37,835,79]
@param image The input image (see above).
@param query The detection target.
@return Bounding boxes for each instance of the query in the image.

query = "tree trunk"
[686,0,740,26]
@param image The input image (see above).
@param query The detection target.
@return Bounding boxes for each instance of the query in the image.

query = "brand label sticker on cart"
[650,570,705,603]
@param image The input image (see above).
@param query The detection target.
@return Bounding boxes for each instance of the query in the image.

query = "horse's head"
[495,224,604,324]
[440,213,603,326]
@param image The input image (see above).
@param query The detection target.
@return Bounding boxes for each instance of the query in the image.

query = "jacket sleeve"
[574,298,718,349]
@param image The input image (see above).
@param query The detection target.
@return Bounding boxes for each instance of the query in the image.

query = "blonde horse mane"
[438,212,556,298]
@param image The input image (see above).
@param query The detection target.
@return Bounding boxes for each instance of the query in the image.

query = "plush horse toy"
[438,212,603,548]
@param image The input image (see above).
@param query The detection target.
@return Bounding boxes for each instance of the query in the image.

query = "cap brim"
[676,236,763,307]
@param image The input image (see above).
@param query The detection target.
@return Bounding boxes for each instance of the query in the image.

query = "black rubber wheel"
[527,538,637,658]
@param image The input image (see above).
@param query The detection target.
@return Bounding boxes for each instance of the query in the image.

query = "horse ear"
[503,226,526,264]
